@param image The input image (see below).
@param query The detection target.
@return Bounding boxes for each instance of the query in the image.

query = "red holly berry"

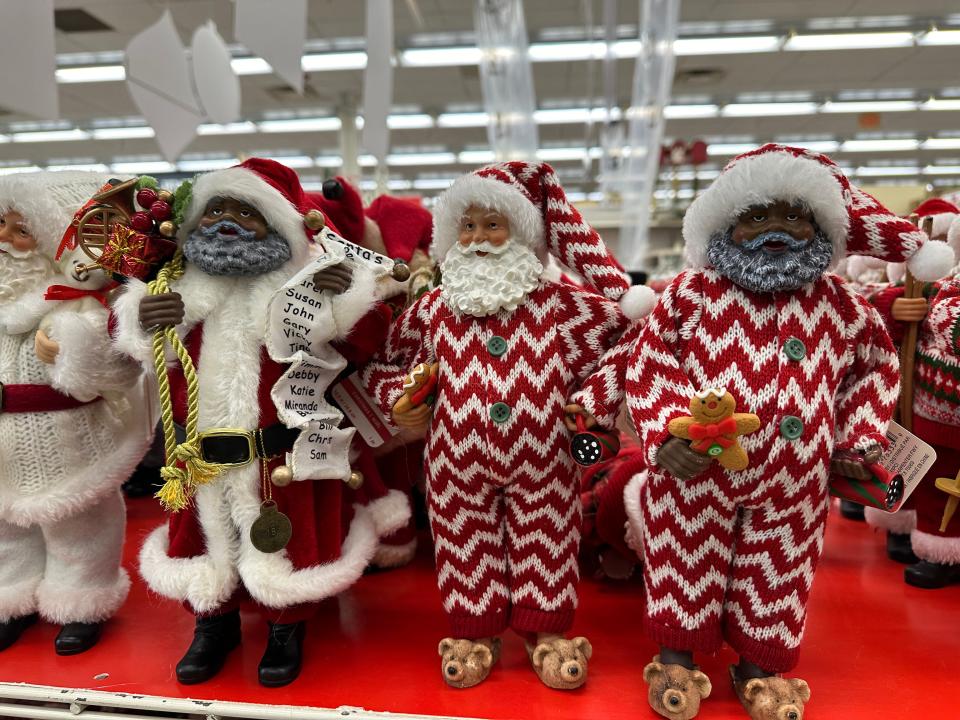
[150,201,172,221]
[130,211,154,232]
[136,188,158,208]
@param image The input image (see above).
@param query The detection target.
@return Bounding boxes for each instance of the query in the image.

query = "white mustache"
[456,240,510,256]
[0,244,36,260]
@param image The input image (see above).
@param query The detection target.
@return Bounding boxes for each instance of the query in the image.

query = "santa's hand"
[656,436,712,480]
[564,403,598,432]
[831,445,883,480]
[313,262,353,295]
[34,330,60,364]
[139,292,184,331]
[891,297,928,322]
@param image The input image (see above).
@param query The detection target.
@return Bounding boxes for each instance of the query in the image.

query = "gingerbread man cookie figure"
[667,389,761,472]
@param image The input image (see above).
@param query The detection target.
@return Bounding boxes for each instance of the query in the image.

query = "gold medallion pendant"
[250,500,293,553]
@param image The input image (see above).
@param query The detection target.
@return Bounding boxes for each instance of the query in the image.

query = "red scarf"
[688,416,737,453]
[44,284,112,309]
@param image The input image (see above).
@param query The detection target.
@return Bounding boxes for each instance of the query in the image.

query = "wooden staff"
[897,215,932,431]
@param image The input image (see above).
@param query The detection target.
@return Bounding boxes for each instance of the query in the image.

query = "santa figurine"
[111,159,409,687]
[0,171,152,655]
[360,161,654,690]
[864,199,960,586]
[574,145,954,719]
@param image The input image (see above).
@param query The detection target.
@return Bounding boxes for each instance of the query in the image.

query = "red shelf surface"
[1,497,957,719]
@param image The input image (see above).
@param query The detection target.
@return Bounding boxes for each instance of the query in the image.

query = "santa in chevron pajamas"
[360,161,654,690]
[574,144,954,719]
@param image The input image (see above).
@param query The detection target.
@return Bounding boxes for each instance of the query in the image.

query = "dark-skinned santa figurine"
[0,171,153,655]
[574,144,954,720]
[110,159,409,687]
[360,161,655,691]
[309,177,436,568]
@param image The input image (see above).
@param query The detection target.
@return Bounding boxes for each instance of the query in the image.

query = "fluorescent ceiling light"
[0,165,41,175]
[387,179,413,191]
[111,161,175,174]
[358,154,377,167]
[673,35,781,55]
[387,114,434,129]
[706,143,759,156]
[258,117,341,133]
[923,165,960,174]
[918,29,960,46]
[401,47,481,67]
[664,104,720,119]
[458,150,496,164]
[387,152,457,166]
[841,138,919,152]
[529,41,606,62]
[301,51,368,72]
[922,138,960,150]
[197,122,258,135]
[230,57,273,75]
[535,108,591,124]
[91,126,155,140]
[56,65,125,83]
[822,100,917,113]
[437,112,489,128]
[855,165,920,177]
[721,102,818,117]
[785,32,914,51]
[786,140,841,153]
[537,147,588,161]
[262,155,314,168]
[12,128,91,142]
[922,98,960,111]
[45,163,109,172]
[315,155,344,167]
[413,178,457,190]
[177,158,238,172]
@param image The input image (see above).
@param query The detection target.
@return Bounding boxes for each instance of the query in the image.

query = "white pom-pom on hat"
[907,240,955,282]
[619,284,656,320]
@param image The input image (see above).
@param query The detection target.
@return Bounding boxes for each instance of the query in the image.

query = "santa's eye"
[0,218,5,226]
[239,209,252,218]
[752,214,765,222]
[210,207,223,216]
[464,222,475,230]
[18,227,28,236]
[786,213,799,221]
[488,222,498,229]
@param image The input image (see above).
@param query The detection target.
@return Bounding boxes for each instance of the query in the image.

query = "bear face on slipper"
[643,658,712,719]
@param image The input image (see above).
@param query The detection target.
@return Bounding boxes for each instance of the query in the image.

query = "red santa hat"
[180,158,323,267]
[431,161,655,319]
[366,194,433,262]
[0,170,110,258]
[306,177,366,245]
[913,197,959,239]
[682,144,955,282]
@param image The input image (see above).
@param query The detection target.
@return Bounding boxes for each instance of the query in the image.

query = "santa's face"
[0,210,38,258]
[707,200,833,293]
[441,206,543,317]
[458,206,511,256]
[183,196,291,276]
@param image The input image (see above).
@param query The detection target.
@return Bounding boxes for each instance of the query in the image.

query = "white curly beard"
[0,249,55,303]
[440,240,544,317]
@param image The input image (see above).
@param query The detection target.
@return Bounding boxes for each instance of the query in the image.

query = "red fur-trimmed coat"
[112,264,410,613]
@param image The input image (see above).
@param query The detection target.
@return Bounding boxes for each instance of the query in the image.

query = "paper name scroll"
[266,239,354,482]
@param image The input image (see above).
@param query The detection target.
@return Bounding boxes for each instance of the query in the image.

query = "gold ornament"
[303,209,326,231]
[271,465,294,487]
[159,220,177,237]
[250,500,292,553]
[347,470,364,489]
[157,189,175,204]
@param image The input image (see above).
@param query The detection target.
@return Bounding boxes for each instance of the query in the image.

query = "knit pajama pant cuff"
[449,610,510,638]
[511,607,575,635]
[725,622,800,674]
[644,616,724,655]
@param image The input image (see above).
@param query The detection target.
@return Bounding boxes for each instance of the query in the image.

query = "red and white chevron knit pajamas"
[577,270,899,671]
[361,282,626,637]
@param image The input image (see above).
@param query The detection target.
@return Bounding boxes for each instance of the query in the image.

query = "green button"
[707,444,724,457]
[487,335,508,357]
[780,415,804,440]
[490,402,511,423]
[784,337,806,361]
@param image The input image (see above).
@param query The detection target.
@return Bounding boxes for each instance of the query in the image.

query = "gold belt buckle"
[196,427,256,467]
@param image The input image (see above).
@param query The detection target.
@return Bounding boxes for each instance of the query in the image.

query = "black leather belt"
[177,423,299,466]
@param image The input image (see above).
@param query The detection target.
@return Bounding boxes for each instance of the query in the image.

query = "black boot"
[258,621,305,687]
[886,532,918,565]
[839,499,865,521]
[176,610,241,684]
[55,621,102,655]
[904,560,960,589]
[0,613,37,652]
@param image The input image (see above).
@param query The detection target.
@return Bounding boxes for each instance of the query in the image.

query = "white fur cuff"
[0,576,41,622]
[111,279,154,366]
[36,569,130,624]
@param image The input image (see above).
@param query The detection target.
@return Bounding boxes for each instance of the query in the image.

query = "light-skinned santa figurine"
[864,199,960,587]
[575,144,954,720]
[0,171,153,655]
[111,159,409,687]
[360,161,654,690]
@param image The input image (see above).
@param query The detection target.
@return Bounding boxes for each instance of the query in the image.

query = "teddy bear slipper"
[438,637,502,689]
[729,666,810,720]
[525,636,592,690]
[643,655,712,720]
